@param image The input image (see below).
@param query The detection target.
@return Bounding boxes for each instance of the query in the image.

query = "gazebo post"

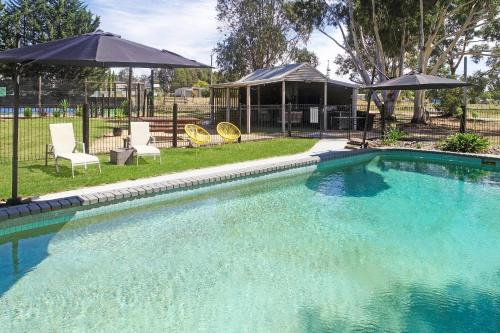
[226,87,230,122]
[257,86,261,116]
[281,81,286,133]
[246,85,251,133]
[351,88,358,130]
[323,82,328,131]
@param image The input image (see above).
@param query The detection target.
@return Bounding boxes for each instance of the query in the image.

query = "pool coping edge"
[1,148,499,224]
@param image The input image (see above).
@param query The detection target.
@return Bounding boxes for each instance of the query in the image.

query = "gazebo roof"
[210,63,359,89]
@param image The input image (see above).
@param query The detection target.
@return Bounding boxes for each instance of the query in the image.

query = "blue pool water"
[0,107,76,116]
[0,152,499,332]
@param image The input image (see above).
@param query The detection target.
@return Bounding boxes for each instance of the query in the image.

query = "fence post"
[173,103,178,148]
[381,103,386,138]
[83,103,90,153]
[287,102,292,137]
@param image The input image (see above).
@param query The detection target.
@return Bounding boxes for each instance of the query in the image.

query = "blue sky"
[86,0,483,82]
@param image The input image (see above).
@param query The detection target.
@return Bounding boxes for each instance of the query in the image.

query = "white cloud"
[88,0,220,68]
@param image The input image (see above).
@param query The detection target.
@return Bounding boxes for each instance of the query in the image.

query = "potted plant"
[113,109,125,136]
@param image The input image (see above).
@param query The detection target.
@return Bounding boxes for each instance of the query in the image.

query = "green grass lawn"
[0,138,318,199]
[0,117,122,161]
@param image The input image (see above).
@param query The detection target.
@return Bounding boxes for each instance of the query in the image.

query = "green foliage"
[440,133,490,153]
[74,105,83,117]
[382,124,406,145]
[170,69,212,91]
[215,0,312,80]
[23,107,32,118]
[193,80,209,88]
[52,110,61,118]
[59,99,69,117]
[291,48,319,67]
[429,87,463,117]
[115,109,125,120]
[120,100,129,115]
[0,0,104,82]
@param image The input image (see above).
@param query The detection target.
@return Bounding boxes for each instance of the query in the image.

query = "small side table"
[110,148,135,165]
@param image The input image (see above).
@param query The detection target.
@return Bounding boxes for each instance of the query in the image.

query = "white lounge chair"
[48,123,101,177]
[129,122,161,165]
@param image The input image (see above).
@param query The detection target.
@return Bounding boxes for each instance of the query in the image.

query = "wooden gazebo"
[209,63,359,133]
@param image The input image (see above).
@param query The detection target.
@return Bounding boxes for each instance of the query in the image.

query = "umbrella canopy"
[366,73,469,91]
[0,30,209,68]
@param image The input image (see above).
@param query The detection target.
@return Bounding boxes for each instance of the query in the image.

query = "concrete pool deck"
[0,139,352,222]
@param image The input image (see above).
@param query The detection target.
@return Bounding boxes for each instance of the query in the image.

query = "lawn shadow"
[24,161,102,178]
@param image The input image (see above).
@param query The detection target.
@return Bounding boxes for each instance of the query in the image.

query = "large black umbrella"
[0,30,209,204]
[361,72,470,147]
[366,73,469,90]
[0,30,208,68]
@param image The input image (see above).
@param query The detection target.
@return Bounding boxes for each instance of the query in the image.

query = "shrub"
[59,99,69,117]
[120,100,129,115]
[52,110,61,118]
[115,109,125,120]
[23,107,32,118]
[382,125,406,145]
[75,105,83,117]
[440,133,490,153]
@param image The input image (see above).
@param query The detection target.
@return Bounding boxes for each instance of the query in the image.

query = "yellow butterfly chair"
[217,122,241,143]
[184,124,211,146]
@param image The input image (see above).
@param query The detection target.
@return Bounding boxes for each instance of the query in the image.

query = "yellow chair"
[217,122,241,143]
[184,124,211,146]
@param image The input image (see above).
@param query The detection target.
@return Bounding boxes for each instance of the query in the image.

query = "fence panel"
[0,104,84,163]
[1,75,499,164]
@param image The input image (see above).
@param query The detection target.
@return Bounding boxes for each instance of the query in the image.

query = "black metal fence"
[1,77,499,163]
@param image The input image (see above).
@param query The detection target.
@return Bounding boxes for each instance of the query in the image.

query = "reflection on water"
[299,282,500,332]
[0,154,499,332]
[306,162,390,197]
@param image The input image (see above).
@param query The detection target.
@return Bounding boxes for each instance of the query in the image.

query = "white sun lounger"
[48,123,101,178]
[129,122,161,165]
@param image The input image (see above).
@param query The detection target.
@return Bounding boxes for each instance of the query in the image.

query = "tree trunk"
[383,91,399,120]
[412,0,426,124]
[412,90,427,123]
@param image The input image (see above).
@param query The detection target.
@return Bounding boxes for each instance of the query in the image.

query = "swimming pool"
[1,151,499,332]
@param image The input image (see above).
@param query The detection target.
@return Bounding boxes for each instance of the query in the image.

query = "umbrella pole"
[9,65,21,204]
